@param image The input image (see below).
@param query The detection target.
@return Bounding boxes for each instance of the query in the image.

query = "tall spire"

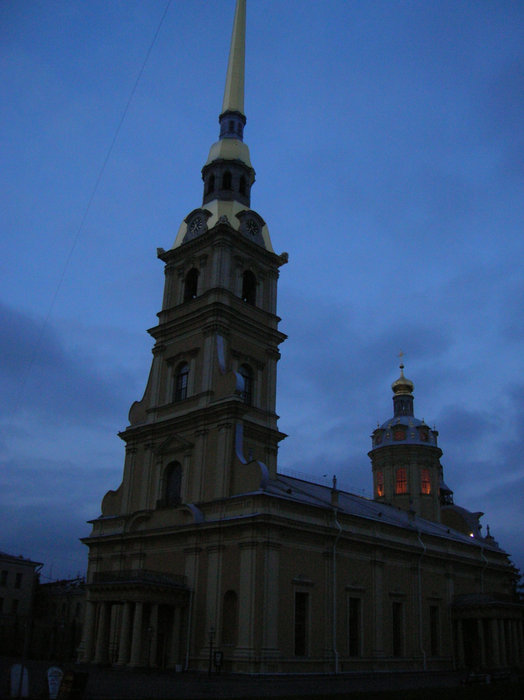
[218,0,247,142]
[222,0,246,116]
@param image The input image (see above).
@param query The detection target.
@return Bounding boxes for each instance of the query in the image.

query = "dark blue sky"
[1,0,523,580]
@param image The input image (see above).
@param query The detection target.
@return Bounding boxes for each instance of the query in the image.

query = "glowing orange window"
[421,468,431,495]
[395,468,408,495]
[376,471,384,497]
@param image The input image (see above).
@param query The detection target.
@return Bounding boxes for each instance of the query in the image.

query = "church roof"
[265,474,501,553]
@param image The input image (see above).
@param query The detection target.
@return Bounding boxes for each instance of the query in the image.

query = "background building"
[0,550,42,657]
[78,0,523,674]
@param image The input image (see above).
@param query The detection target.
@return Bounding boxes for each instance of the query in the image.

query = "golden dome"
[391,363,414,396]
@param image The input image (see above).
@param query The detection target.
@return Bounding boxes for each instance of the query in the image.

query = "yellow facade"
[79,0,523,675]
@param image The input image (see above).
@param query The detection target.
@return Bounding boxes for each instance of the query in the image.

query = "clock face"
[246,219,259,237]
[189,217,202,235]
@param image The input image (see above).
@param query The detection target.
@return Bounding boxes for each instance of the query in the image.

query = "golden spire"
[221,0,246,116]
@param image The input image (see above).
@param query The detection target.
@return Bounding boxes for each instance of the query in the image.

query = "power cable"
[6,0,172,432]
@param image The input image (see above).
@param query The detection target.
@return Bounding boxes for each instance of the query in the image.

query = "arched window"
[206,174,215,195]
[376,471,384,498]
[395,468,408,495]
[239,364,253,405]
[164,461,182,507]
[239,175,246,195]
[421,468,431,495]
[222,171,232,190]
[174,362,189,402]
[184,268,199,301]
[241,270,256,305]
[222,590,238,646]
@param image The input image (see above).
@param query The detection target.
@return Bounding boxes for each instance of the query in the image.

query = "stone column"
[168,607,182,668]
[129,602,144,667]
[93,602,109,664]
[149,604,159,667]
[204,545,224,645]
[455,620,464,668]
[237,541,257,657]
[477,619,486,668]
[261,542,281,667]
[490,617,500,667]
[498,618,507,666]
[517,618,524,667]
[184,546,202,662]
[80,600,97,663]
[117,602,132,666]
[371,557,385,660]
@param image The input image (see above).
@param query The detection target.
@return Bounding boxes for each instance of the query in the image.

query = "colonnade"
[79,599,186,668]
[455,614,524,669]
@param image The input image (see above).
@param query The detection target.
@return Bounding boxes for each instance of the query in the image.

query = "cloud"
[0,300,136,428]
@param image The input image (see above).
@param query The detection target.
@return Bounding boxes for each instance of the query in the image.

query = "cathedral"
[78,0,523,674]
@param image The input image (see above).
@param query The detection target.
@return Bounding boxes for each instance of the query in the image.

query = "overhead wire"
[6,0,173,432]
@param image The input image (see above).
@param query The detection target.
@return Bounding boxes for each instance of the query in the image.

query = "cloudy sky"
[1,0,523,582]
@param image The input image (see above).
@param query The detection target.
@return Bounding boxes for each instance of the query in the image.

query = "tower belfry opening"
[79,0,523,676]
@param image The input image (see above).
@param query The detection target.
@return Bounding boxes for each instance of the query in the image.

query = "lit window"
[376,471,384,497]
[395,468,408,495]
[174,363,189,402]
[421,469,431,495]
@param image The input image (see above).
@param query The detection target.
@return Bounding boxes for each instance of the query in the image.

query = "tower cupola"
[369,361,443,523]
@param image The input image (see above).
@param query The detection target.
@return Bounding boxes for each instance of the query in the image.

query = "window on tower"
[206,174,215,195]
[241,270,257,305]
[174,362,189,402]
[222,171,232,190]
[421,468,431,495]
[239,364,253,405]
[395,468,408,495]
[239,175,246,195]
[184,268,199,301]
[164,461,182,507]
[376,471,384,497]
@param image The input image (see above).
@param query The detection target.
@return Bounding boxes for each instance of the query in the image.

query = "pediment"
[155,433,194,456]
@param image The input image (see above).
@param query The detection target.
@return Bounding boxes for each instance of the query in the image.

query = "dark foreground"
[1,658,522,700]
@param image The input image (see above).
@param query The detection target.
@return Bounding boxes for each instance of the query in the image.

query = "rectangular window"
[429,605,439,656]
[294,591,309,656]
[348,597,361,657]
[15,573,22,589]
[0,570,7,586]
[392,601,403,656]
[395,468,408,495]
[376,471,384,497]
[12,599,19,614]
[421,468,431,495]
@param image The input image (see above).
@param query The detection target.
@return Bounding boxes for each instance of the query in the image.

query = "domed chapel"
[79,0,523,674]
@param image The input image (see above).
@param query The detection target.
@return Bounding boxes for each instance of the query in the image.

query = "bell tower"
[101,0,287,519]
[369,363,443,522]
